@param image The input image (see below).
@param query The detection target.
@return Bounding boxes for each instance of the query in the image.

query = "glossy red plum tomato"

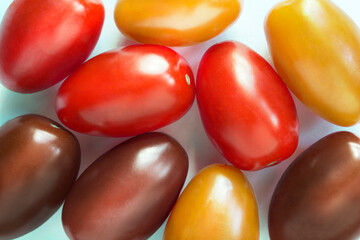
[0,0,104,93]
[269,131,360,240]
[0,114,80,240]
[196,41,298,171]
[62,132,188,240]
[56,44,195,137]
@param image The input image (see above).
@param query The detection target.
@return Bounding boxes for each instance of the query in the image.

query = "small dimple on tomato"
[114,0,242,46]
[0,0,104,93]
[196,41,298,171]
[56,44,195,137]
[164,164,259,240]
[265,0,360,126]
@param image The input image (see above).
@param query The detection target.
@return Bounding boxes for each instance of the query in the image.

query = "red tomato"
[196,41,298,171]
[0,0,104,93]
[56,45,195,137]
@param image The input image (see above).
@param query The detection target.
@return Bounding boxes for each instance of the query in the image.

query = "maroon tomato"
[0,0,104,93]
[0,114,80,239]
[56,45,195,137]
[62,132,188,240]
[196,41,298,171]
[269,131,360,240]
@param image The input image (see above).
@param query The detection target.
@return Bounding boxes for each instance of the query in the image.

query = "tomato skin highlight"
[196,41,298,171]
[0,0,104,93]
[114,0,242,46]
[164,164,259,240]
[269,131,360,240]
[265,0,360,126]
[56,45,195,137]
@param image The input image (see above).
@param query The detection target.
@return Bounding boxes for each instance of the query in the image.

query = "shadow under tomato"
[172,37,220,74]
[293,94,327,133]
[245,144,307,205]
[242,144,307,240]
[0,81,61,124]
[117,36,140,48]
[159,102,229,178]
[75,133,129,174]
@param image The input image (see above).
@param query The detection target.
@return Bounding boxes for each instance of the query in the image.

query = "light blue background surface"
[0,0,360,239]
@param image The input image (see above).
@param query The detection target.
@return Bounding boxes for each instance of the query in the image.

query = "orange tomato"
[164,164,259,240]
[114,0,242,46]
[265,0,360,126]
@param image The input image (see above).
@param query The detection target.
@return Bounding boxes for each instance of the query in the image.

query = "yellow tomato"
[114,0,242,46]
[265,0,360,126]
[163,164,259,240]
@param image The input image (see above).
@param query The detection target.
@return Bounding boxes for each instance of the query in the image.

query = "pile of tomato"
[0,0,360,239]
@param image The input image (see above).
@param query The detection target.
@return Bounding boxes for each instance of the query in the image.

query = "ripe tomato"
[164,164,259,240]
[265,0,360,126]
[0,0,104,93]
[62,132,188,240]
[0,114,80,239]
[269,132,360,240]
[114,0,242,46]
[196,41,299,171]
[56,45,195,137]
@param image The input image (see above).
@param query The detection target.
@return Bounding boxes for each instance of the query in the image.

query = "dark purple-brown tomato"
[62,132,189,240]
[0,114,80,240]
[269,131,360,240]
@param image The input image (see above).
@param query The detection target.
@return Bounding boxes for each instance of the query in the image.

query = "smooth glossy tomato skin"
[62,132,188,240]
[196,41,298,171]
[269,132,360,240]
[114,0,242,46]
[0,114,80,240]
[265,0,360,126]
[0,0,104,93]
[56,45,195,137]
[164,164,259,240]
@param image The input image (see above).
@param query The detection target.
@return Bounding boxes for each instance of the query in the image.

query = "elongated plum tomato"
[56,45,195,137]
[62,132,188,240]
[0,114,80,240]
[269,132,360,240]
[196,41,298,171]
[114,0,242,46]
[164,164,259,240]
[0,0,104,93]
[265,0,360,126]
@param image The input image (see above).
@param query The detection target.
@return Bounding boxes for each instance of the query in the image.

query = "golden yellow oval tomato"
[114,0,242,46]
[164,164,259,240]
[265,0,360,126]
